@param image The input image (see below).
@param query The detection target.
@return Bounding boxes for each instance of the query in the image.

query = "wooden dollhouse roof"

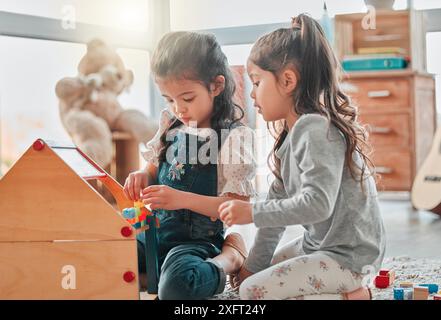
[0,139,134,242]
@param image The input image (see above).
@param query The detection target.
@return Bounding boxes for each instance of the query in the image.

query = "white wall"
[170,0,407,30]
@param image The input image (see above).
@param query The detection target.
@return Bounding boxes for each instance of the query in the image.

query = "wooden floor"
[228,192,441,259]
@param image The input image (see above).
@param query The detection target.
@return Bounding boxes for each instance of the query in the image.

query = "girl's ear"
[281,68,297,94]
[210,75,226,97]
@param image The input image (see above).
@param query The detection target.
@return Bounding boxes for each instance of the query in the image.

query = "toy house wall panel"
[0,241,139,299]
[0,145,134,242]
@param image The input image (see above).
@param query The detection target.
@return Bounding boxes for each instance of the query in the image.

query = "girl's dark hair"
[249,14,375,188]
[150,31,244,163]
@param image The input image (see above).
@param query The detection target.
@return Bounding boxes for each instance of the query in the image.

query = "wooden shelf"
[335,9,427,72]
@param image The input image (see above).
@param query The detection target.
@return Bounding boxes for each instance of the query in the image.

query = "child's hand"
[141,185,186,211]
[218,200,253,227]
[124,170,149,201]
[230,266,253,290]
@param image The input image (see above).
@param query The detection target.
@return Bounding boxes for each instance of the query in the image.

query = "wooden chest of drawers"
[342,70,436,191]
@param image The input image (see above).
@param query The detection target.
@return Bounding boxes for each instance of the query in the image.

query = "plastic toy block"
[133,222,141,229]
[394,287,413,300]
[393,288,404,300]
[379,269,390,276]
[134,201,144,208]
[122,208,136,219]
[141,207,152,216]
[387,270,395,285]
[138,214,146,222]
[403,289,413,300]
[128,218,136,225]
[419,284,439,294]
[133,207,140,217]
[399,282,413,288]
[374,275,390,289]
[379,269,395,285]
[434,294,441,300]
[413,286,429,300]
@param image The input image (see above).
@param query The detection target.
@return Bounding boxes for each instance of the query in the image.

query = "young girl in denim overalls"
[124,31,256,300]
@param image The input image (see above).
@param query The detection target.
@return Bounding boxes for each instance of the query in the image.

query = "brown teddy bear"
[55,39,158,168]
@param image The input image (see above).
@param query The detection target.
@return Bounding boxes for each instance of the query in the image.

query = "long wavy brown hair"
[249,14,376,189]
[150,31,244,164]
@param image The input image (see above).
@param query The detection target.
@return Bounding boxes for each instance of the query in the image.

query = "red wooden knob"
[121,226,133,237]
[33,139,45,151]
[123,271,136,283]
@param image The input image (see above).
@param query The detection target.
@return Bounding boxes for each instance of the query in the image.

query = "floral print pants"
[239,236,363,300]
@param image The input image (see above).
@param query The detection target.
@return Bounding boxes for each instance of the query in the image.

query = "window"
[0,0,150,31]
[0,36,151,176]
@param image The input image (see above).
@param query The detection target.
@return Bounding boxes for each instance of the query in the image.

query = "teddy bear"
[55,39,158,168]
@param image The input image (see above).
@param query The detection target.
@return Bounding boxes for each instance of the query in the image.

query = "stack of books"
[342,47,409,71]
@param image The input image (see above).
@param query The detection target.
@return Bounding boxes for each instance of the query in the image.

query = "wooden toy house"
[0,139,155,299]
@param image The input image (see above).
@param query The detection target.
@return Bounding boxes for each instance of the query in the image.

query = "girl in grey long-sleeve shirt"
[218,14,386,300]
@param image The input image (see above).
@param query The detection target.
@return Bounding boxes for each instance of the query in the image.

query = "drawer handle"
[367,90,391,98]
[375,166,393,174]
[341,82,359,93]
[370,126,392,134]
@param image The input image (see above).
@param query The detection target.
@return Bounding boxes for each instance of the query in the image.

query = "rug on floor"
[211,256,441,300]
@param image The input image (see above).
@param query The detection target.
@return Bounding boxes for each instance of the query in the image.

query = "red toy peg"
[33,139,45,151]
[123,271,136,283]
[120,226,133,238]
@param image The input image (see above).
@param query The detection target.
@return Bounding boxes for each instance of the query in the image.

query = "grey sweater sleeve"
[243,180,286,274]
[252,119,346,228]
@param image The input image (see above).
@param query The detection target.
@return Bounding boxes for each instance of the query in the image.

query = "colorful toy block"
[134,201,144,208]
[141,206,152,216]
[122,202,156,230]
[121,201,159,294]
[379,269,389,276]
[403,289,413,300]
[133,222,141,229]
[419,284,439,294]
[374,275,390,289]
[393,288,404,300]
[399,282,413,288]
[122,207,136,219]
[413,286,429,300]
[378,269,395,286]
[393,287,413,300]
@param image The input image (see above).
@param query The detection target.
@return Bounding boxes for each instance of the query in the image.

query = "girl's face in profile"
[247,60,297,124]
[156,76,224,128]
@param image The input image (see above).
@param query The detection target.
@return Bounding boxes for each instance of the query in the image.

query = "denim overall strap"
[156,130,224,259]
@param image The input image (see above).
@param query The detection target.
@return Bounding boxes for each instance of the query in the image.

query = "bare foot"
[212,232,248,275]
